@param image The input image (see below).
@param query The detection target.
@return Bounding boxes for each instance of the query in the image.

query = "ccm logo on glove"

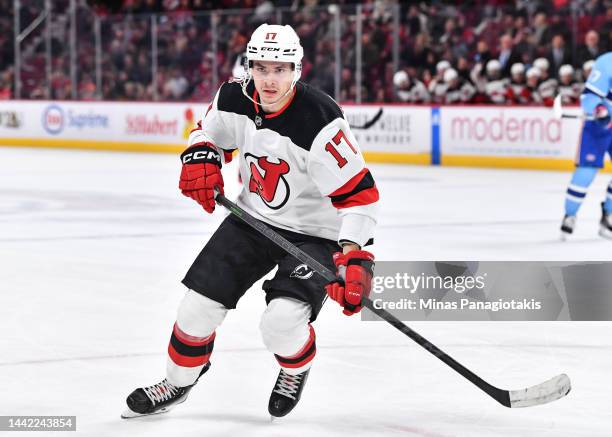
[181,147,222,165]
[179,142,224,214]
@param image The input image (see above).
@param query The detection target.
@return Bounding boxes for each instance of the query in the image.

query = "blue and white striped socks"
[565,167,598,216]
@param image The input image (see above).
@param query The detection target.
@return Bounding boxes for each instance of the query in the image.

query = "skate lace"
[143,379,179,406]
[273,370,302,400]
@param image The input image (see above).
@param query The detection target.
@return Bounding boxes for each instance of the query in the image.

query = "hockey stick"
[349,108,383,129]
[553,95,587,120]
[215,193,571,408]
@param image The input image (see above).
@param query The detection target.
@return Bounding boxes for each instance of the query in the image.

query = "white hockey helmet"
[526,67,541,79]
[582,59,595,72]
[436,60,451,73]
[443,68,458,83]
[559,64,574,78]
[486,59,502,73]
[533,57,549,73]
[245,23,303,87]
[393,70,409,87]
[510,63,525,76]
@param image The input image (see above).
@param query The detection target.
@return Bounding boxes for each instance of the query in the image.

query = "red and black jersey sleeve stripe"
[167,323,215,368]
[329,168,379,209]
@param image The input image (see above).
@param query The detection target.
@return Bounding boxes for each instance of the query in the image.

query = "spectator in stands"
[405,5,426,37]
[163,67,189,100]
[557,64,581,104]
[443,68,476,104]
[531,12,553,47]
[473,40,492,65]
[498,34,522,76]
[576,30,603,67]
[393,69,429,103]
[547,34,573,77]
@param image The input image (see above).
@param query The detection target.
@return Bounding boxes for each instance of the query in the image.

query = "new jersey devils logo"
[245,153,291,209]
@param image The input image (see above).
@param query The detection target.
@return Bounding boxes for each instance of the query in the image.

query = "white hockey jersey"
[188,81,379,247]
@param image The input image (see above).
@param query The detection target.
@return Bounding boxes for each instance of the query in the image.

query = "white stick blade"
[509,373,571,408]
[553,95,563,119]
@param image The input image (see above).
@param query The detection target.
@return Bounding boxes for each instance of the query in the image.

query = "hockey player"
[506,63,530,104]
[533,58,557,106]
[560,52,612,239]
[393,70,430,103]
[429,60,451,103]
[122,24,378,419]
[471,59,508,104]
[443,68,476,104]
[525,67,543,104]
[557,64,581,104]
[578,59,595,93]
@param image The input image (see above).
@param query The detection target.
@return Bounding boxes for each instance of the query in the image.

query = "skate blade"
[560,231,570,241]
[121,406,172,419]
[599,227,612,240]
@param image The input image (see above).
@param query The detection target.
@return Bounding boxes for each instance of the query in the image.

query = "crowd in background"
[0,0,610,103]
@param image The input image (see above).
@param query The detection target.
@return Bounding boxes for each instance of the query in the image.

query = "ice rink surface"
[0,147,610,436]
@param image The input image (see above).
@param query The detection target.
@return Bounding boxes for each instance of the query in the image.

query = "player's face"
[251,61,294,106]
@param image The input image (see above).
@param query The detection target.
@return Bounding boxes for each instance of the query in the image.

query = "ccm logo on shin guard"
[290,264,314,280]
[181,145,221,165]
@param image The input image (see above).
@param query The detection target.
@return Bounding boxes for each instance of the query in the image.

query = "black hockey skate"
[599,202,612,239]
[121,363,210,419]
[268,368,310,418]
[560,214,576,240]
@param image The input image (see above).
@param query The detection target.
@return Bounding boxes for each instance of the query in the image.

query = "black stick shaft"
[215,194,510,407]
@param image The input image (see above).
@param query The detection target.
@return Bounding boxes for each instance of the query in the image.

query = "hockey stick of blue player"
[215,193,571,408]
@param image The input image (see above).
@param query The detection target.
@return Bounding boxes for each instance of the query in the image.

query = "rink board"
[1,100,609,172]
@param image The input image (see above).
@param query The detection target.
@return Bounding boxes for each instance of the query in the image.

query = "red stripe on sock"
[277,349,316,369]
[168,344,211,367]
[282,325,315,359]
[173,323,215,347]
[275,325,316,369]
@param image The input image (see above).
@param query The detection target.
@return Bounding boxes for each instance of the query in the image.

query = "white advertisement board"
[342,104,431,154]
[0,101,430,157]
[0,101,202,146]
[440,106,582,160]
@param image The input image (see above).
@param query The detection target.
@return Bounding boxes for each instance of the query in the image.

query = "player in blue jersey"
[561,52,612,240]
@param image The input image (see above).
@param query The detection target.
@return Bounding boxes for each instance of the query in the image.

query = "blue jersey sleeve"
[581,52,612,116]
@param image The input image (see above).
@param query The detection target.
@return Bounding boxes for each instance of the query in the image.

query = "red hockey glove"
[325,250,375,316]
[179,142,224,213]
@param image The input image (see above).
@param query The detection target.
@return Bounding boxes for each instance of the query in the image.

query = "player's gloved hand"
[325,250,375,316]
[179,142,224,213]
[593,104,611,126]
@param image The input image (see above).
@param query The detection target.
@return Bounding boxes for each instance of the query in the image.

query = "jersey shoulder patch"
[217,81,252,117]
[284,82,344,151]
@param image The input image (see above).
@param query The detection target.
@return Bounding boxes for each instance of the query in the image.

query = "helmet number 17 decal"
[324,129,357,168]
